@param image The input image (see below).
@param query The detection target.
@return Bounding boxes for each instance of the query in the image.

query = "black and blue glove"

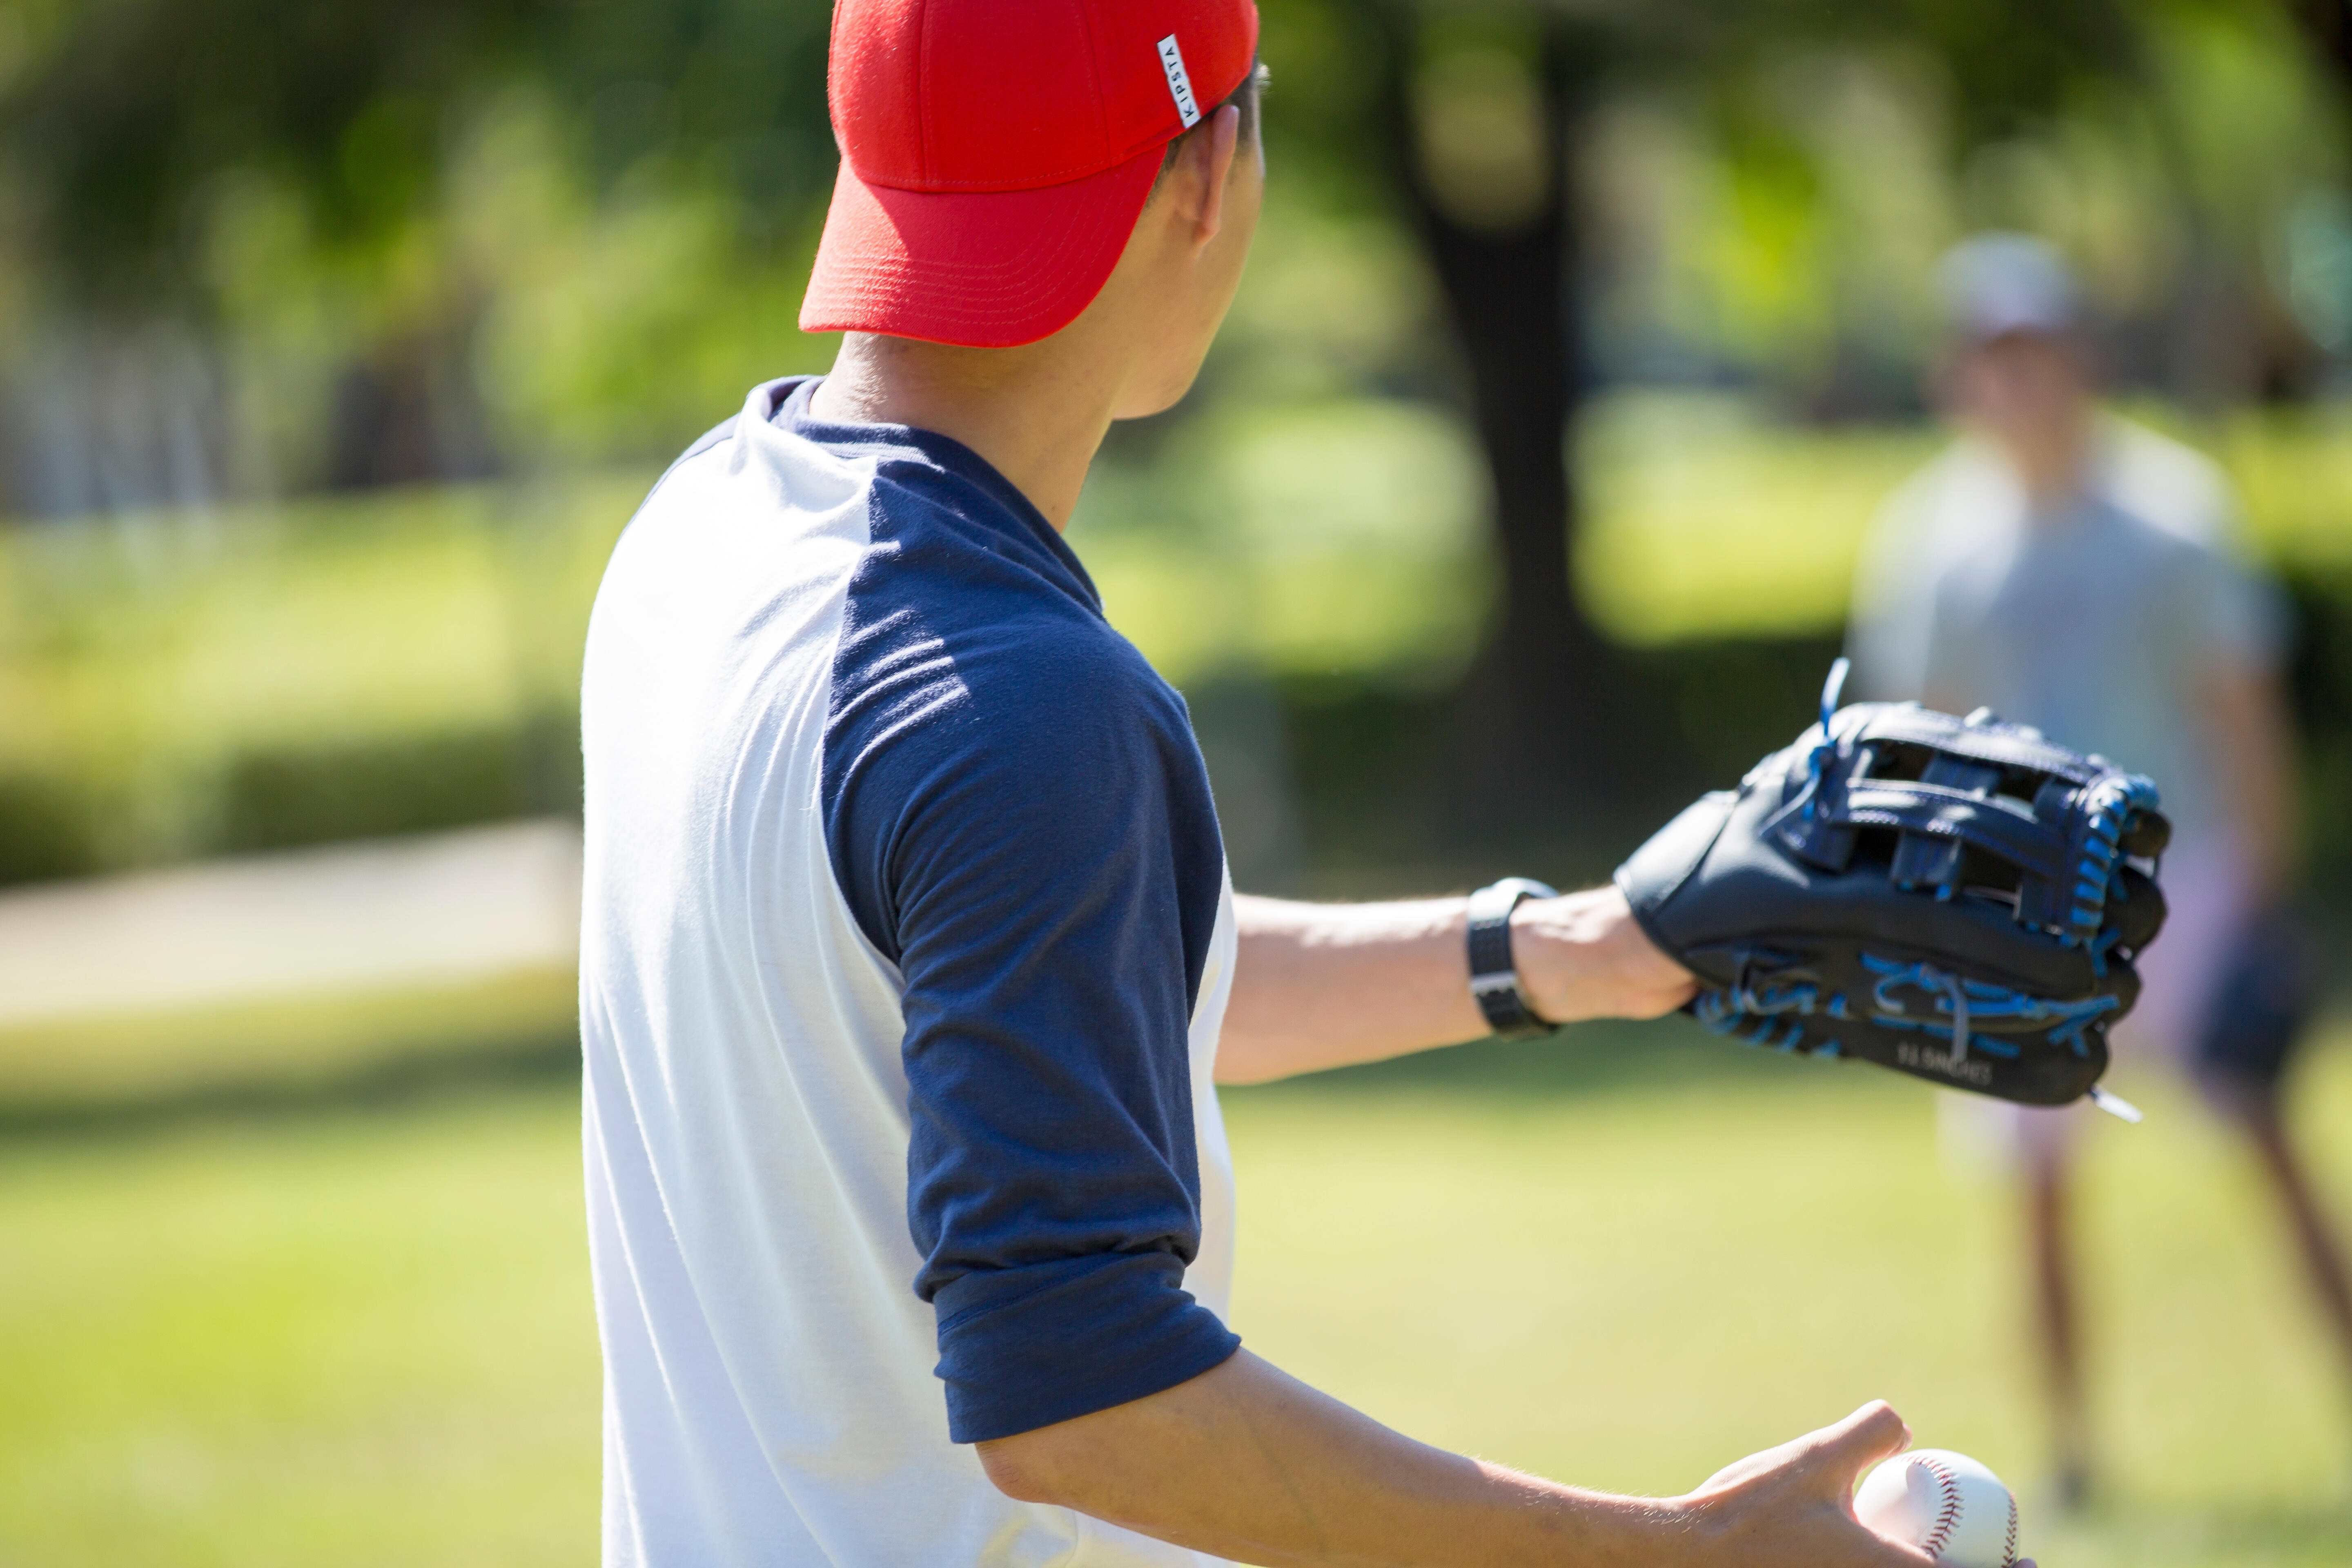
[1616,662,2169,1110]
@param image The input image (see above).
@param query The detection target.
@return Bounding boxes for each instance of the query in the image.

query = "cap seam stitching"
[824,0,851,154]
[1069,0,1116,169]
[913,0,935,185]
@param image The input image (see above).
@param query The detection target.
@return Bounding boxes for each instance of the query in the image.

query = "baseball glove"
[1616,662,2169,1111]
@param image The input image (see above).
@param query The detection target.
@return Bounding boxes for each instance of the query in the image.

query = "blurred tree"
[2294,0,2352,95]
[1,0,832,489]
[17,1,537,285]
[1319,0,2149,818]
[1366,6,1621,813]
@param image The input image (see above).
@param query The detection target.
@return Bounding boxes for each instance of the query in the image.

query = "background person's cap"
[1938,232,2080,343]
[800,0,1261,349]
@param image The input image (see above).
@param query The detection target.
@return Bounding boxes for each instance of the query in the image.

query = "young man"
[1848,232,2352,1503]
[579,1,1953,1562]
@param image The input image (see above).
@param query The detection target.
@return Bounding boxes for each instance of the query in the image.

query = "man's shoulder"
[828,492,1179,767]
[833,550,1180,759]
[627,377,1182,740]
[2094,415,2236,548]
[1876,437,2013,531]
[1858,438,2018,592]
[624,378,873,536]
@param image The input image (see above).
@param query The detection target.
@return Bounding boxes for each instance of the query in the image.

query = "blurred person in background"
[1847,232,2352,1506]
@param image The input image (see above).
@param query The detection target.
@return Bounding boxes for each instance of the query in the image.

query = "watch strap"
[1467,877,1560,1039]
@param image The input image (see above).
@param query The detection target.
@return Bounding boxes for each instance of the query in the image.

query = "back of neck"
[810,333,1119,530]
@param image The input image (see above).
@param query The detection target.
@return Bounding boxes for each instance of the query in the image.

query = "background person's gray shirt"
[1847,417,2283,845]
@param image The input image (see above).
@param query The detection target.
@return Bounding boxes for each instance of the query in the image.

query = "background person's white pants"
[1944,834,2252,1168]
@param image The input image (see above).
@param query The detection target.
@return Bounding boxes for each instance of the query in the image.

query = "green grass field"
[5,1017,2350,1566]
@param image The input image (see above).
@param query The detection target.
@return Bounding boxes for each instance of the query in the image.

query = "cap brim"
[799,145,1164,349]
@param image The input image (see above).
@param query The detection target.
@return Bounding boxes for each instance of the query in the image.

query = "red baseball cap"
[800,0,1260,348]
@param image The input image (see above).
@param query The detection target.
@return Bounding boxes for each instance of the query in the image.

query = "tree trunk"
[2294,0,2352,87]
[1372,5,1627,833]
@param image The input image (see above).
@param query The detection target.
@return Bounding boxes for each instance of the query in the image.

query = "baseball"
[1853,1449,2020,1567]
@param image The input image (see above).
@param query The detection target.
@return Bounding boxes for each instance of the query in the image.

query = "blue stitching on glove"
[2064,771,2160,945]
[1857,953,2120,1058]
[1691,990,1842,1057]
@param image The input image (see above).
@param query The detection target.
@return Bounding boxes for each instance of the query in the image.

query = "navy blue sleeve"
[822,493,1236,1444]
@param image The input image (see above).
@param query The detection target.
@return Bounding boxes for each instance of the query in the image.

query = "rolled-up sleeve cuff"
[932,1250,1242,1443]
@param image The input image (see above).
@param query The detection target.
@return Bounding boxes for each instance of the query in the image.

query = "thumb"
[1805,1401,1912,1499]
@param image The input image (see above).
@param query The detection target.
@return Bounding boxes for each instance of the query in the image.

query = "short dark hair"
[1154,61,1266,188]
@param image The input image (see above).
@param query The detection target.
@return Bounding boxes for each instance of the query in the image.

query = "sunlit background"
[4,2,2352,1564]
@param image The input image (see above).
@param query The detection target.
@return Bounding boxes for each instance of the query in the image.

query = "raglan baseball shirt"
[580,376,1243,1566]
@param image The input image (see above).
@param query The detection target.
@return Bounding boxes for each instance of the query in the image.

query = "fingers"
[1806,1401,1911,1498]
[1690,1401,1907,1503]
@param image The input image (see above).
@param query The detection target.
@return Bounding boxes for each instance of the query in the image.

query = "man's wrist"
[1466,878,1560,1039]
[1512,885,1697,1025]
[1509,888,1608,1025]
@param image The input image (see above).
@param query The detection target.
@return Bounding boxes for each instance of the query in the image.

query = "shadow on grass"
[1233,1013,1902,1109]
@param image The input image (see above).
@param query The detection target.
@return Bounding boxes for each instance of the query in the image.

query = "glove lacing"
[1802,657,1852,821]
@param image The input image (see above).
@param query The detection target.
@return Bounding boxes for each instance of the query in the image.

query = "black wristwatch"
[1467,877,1560,1039]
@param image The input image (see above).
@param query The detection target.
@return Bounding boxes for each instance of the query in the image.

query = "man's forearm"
[1218,895,1484,1081]
[1218,889,1694,1084]
[982,1351,1667,1568]
[978,1350,1930,1568]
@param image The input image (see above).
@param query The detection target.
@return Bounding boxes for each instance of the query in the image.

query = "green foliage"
[1589,0,2346,404]
[3,0,832,292]
[0,769,97,883]
[0,471,641,872]
[1575,396,1942,642]
[0,0,841,493]
[0,971,575,1109]
[214,725,540,857]
[2,0,2342,502]
[3,395,2351,885]
[1082,398,1494,684]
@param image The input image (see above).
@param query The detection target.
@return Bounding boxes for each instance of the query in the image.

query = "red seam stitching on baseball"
[2002,1492,2019,1566]
[1920,1457,1963,1559]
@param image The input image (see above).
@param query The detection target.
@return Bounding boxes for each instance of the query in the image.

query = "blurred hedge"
[0,473,632,883]
[2,395,2349,891]
[1267,582,2352,894]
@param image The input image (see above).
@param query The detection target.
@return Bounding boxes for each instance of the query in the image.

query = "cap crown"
[830,0,1258,194]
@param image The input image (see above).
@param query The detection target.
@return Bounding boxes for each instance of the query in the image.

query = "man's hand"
[1673,1402,2039,1568]
[1514,886,1697,1024]
[1673,1401,1929,1567]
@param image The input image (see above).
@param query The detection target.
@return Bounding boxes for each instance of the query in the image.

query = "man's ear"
[1167,103,1240,251]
